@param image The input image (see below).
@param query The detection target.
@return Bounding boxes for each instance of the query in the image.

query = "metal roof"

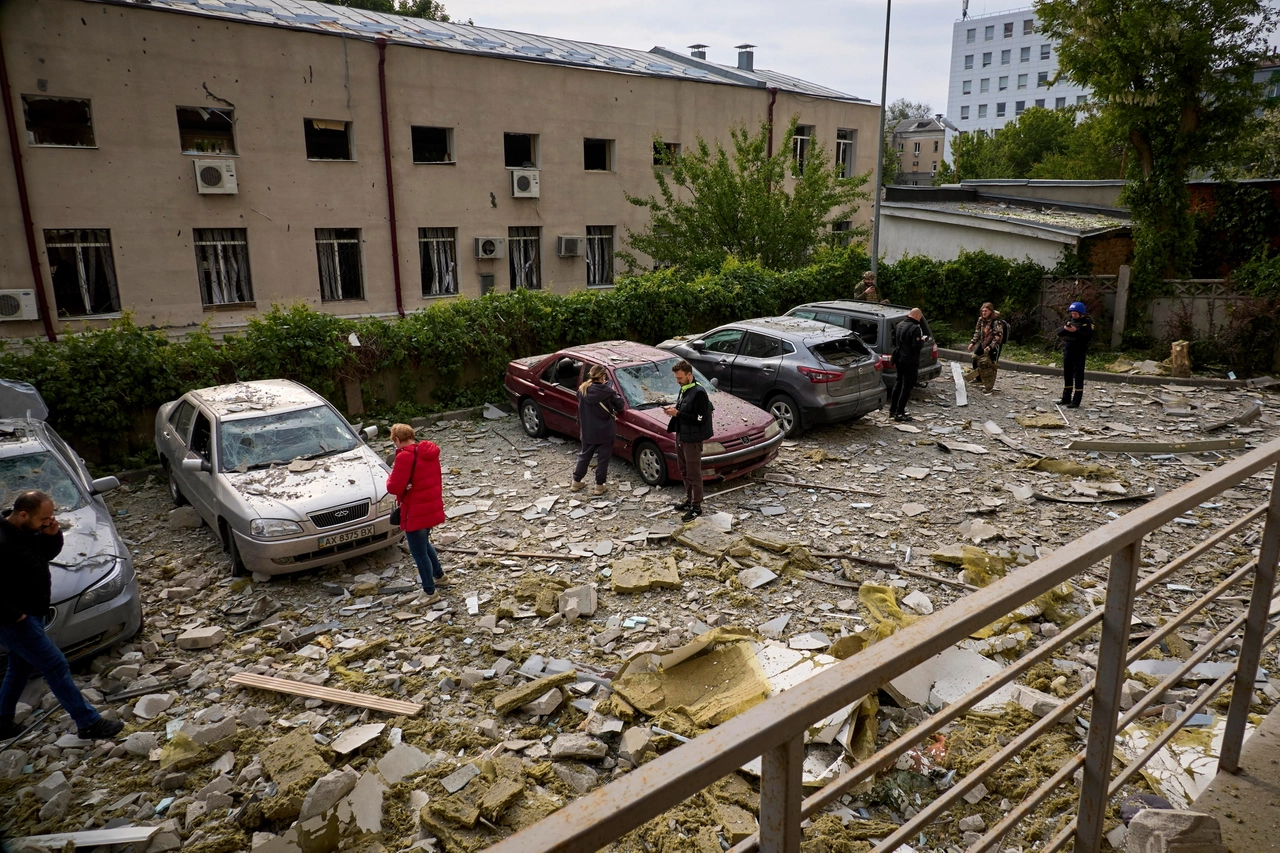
[89,0,867,103]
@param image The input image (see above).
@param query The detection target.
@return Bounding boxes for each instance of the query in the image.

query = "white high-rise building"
[944,8,1089,142]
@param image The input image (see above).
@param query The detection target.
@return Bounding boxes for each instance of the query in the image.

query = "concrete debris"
[439,762,481,793]
[330,722,386,755]
[494,669,577,714]
[610,555,682,592]
[299,768,359,820]
[376,742,432,784]
[901,589,934,615]
[175,625,225,649]
[737,565,779,589]
[1125,810,1227,853]
[550,733,608,760]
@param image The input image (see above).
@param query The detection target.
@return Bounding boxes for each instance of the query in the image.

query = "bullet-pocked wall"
[0,0,881,339]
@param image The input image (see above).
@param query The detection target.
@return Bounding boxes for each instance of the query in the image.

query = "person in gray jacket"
[571,364,624,496]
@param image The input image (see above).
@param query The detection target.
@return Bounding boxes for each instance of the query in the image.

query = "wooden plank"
[229,672,422,716]
[17,827,159,848]
[1201,402,1262,433]
[1065,438,1248,454]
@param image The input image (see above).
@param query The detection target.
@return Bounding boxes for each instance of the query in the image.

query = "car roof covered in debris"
[561,340,677,366]
[189,379,324,419]
[0,419,52,459]
[796,301,916,317]
[723,316,855,340]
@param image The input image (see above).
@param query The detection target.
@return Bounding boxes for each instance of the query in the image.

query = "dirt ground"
[3,365,1279,853]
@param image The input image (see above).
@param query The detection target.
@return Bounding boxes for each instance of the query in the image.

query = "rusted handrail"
[485,437,1280,853]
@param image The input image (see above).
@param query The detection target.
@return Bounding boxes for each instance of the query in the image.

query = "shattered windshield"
[615,358,717,409]
[219,405,359,471]
[0,451,87,511]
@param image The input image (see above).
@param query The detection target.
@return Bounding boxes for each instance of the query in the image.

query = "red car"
[504,341,784,486]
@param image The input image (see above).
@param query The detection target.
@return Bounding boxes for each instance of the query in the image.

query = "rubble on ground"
[2,368,1278,852]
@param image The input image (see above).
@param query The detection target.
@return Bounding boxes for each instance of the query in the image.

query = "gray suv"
[786,301,942,391]
[656,317,885,437]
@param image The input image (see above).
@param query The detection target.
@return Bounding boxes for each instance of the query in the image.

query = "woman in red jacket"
[386,423,447,599]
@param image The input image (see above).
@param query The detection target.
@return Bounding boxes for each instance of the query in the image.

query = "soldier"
[1057,301,1095,409]
[966,302,1006,395]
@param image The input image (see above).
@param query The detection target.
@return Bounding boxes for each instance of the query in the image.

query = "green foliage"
[944,109,1123,182]
[1192,182,1280,276]
[1228,253,1280,297]
[327,0,459,20]
[1224,106,1280,179]
[1035,0,1277,290]
[622,118,870,273]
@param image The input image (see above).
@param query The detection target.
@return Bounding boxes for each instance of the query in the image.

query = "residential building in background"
[890,116,950,186]
[945,8,1089,143]
[0,0,877,340]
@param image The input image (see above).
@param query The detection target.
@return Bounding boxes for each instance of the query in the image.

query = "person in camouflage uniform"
[966,302,1005,394]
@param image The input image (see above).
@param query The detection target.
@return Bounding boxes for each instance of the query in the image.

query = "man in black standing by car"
[664,360,714,523]
[889,308,927,422]
[0,491,122,740]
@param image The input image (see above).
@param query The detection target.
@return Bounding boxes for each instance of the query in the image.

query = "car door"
[182,408,219,523]
[535,355,584,435]
[730,331,785,405]
[689,328,744,393]
[161,399,197,466]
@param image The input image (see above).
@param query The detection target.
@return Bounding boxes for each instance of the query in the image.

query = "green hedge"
[0,247,1048,460]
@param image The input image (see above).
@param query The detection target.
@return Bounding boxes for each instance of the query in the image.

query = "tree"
[1224,106,1280,179]
[622,118,870,273]
[329,0,460,20]
[1035,0,1276,287]
[886,99,933,125]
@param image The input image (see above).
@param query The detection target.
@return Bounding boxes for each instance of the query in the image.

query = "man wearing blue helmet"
[1057,301,1094,408]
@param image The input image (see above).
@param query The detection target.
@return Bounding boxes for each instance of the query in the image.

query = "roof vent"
[689,43,708,60]
[735,43,755,71]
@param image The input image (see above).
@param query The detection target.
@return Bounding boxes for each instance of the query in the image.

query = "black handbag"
[390,445,418,527]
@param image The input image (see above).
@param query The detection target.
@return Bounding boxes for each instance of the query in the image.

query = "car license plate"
[319,525,373,549]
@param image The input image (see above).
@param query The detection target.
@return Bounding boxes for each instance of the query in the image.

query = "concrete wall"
[0,0,880,339]
[879,207,1072,267]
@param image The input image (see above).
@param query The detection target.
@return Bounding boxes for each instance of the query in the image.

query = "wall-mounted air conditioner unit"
[556,236,585,258]
[511,169,540,198]
[194,159,238,194]
[474,237,506,260]
[0,289,40,321]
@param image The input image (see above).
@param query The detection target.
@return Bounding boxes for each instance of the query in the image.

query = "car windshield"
[219,405,359,471]
[0,451,87,511]
[615,358,717,409]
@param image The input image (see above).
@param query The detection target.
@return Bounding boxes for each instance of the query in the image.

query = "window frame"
[583,137,614,172]
[418,227,458,298]
[653,140,681,166]
[44,228,121,317]
[998,76,1009,91]
[504,132,539,169]
[193,228,254,308]
[964,54,974,70]
[315,228,365,301]
[966,28,976,44]
[21,95,96,148]
[508,226,542,290]
[980,78,990,94]
[792,124,815,174]
[962,80,972,95]
[977,104,988,119]
[960,105,970,120]
[1040,44,1052,60]
[585,225,615,289]
[1020,46,1031,62]
[176,106,236,156]
[1003,21,1014,37]
[1037,71,1050,88]
[996,102,1007,117]
[835,128,857,178]
[1018,74,1029,90]
[411,126,454,164]
[1023,19,1034,35]
[304,118,354,161]
[984,25,994,40]
[982,52,992,67]
[1001,49,1011,65]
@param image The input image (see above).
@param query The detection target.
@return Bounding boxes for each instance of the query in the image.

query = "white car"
[154,379,402,576]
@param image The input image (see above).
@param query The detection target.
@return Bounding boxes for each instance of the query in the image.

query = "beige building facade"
[0,0,880,341]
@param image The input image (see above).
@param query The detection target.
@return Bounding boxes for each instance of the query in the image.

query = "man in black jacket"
[664,360,714,522]
[0,491,122,740]
[1057,301,1095,409]
[890,308,927,422]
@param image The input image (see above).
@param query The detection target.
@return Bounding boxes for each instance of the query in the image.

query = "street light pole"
[869,0,892,275]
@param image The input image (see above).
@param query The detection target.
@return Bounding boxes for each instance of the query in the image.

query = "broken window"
[835,129,857,178]
[176,107,236,155]
[542,357,583,390]
[586,225,614,288]
[653,140,680,166]
[304,118,353,160]
[831,221,853,247]
[792,124,814,174]
[418,227,458,297]
[315,228,364,300]
[741,332,783,359]
[44,229,120,317]
[701,328,744,355]
[412,126,453,163]
[504,132,537,168]
[614,358,715,409]
[22,96,95,147]
[583,138,613,171]
[508,226,541,290]
[194,228,253,306]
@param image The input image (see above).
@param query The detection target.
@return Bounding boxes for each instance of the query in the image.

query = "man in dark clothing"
[1057,301,1095,409]
[889,308,927,422]
[663,360,714,522]
[572,365,624,496]
[0,491,122,741]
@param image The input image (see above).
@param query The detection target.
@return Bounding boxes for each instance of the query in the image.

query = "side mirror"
[181,456,211,474]
[91,476,120,495]
[690,340,706,352]
[364,425,378,440]
[709,378,720,389]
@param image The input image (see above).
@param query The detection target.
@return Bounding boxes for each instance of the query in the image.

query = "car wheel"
[222,522,249,577]
[767,393,802,438]
[164,461,187,507]
[519,398,548,438]
[634,440,668,487]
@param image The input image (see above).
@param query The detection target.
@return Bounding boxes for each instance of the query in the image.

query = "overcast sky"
[448,0,1001,113]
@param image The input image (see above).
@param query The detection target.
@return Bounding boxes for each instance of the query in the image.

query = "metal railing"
[486,436,1280,853]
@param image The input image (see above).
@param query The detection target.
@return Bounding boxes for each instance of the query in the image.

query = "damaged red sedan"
[504,341,784,486]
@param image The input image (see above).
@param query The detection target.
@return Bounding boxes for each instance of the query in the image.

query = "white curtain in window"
[316,229,342,300]
[585,226,613,287]
[419,228,457,296]
[509,227,540,290]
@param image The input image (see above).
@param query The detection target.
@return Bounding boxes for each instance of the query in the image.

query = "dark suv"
[785,301,941,391]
